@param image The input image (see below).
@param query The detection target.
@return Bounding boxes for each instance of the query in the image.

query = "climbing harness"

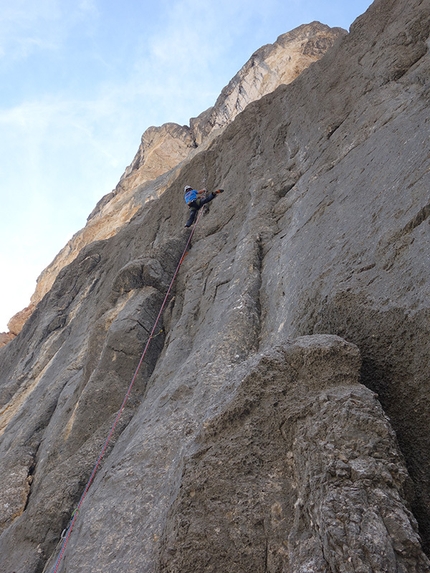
[50,210,203,573]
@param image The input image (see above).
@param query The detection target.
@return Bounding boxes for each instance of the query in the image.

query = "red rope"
[51,210,202,573]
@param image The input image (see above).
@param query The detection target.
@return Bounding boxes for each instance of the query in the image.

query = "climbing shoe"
[215,188,224,194]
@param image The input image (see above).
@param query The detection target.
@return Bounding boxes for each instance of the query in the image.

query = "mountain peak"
[2,22,344,341]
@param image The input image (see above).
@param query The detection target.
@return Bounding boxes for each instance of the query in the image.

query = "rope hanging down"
[50,210,203,573]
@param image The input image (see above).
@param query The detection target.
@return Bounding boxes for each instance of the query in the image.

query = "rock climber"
[183,185,224,227]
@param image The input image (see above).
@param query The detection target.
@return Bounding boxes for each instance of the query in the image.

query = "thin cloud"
[0,1,61,58]
[0,0,99,62]
[0,0,373,332]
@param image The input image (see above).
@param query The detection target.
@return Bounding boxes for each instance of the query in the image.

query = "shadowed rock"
[2,22,345,342]
[1,0,430,571]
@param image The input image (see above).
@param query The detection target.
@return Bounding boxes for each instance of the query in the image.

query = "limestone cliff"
[1,21,344,342]
[1,0,430,572]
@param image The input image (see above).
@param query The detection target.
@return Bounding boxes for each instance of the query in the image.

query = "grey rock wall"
[0,0,430,571]
[0,21,343,342]
[158,336,428,573]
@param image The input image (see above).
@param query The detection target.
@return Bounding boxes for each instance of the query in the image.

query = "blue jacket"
[184,189,198,204]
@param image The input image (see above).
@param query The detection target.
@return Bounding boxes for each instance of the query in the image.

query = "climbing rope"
[50,209,203,573]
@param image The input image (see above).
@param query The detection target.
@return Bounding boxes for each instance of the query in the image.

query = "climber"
[183,185,224,227]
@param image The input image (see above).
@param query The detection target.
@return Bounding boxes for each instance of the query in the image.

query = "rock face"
[1,22,344,344]
[157,337,427,573]
[190,22,346,145]
[1,1,430,572]
[0,332,14,347]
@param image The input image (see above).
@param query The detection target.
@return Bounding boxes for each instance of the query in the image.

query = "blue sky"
[0,0,372,332]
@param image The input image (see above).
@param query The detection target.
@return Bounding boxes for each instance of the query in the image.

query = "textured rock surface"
[158,336,427,573]
[3,22,344,341]
[6,304,35,337]
[189,22,346,145]
[1,0,430,571]
[120,123,196,190]
[0,331,14,348]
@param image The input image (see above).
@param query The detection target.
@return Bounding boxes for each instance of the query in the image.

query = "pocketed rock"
[158,336,429,573]
[1,0,430,570]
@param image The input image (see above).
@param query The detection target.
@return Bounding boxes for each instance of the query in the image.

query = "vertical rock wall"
[1,22,344,342]
[0,0,430,571]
